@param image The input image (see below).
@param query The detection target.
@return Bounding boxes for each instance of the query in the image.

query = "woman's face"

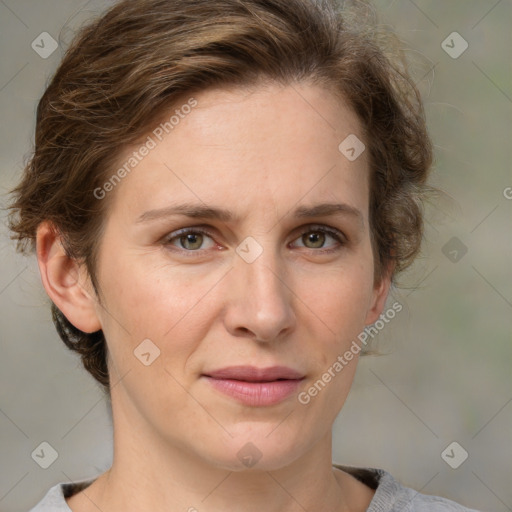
[91,82,390,470]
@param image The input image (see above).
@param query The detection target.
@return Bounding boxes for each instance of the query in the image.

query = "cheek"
[97,255,219,424]
[293,262,374,420]
[298,255,375,339]
[96,252,220,369]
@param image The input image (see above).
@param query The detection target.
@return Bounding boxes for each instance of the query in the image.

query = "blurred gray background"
[0,1,511,511]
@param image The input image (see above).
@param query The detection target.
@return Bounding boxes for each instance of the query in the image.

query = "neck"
[68,392,373,512]
[98,435,346,511]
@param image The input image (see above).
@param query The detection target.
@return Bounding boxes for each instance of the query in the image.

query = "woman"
[8,0,480,510]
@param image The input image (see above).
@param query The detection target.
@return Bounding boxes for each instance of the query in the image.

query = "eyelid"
[161,226,218,253]
[161,223,347,255]
[294,224,347,243]
[290,224,346,252]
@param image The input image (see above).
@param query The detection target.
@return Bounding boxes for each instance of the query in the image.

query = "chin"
[199,427,312,473]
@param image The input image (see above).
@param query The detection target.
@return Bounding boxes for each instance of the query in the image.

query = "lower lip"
[203,376,303,406]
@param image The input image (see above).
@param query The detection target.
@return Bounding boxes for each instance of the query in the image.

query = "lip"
[202,365,305,407]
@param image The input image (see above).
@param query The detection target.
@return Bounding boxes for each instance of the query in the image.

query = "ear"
[364,261,394,325]
[36,222,102,333]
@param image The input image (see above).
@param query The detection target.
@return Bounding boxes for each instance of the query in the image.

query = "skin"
[37,81,392,512]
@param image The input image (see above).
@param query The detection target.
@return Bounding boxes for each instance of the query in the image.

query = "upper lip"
[203,365,304,382]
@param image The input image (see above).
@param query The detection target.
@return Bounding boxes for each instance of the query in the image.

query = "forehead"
[107,82,370,223]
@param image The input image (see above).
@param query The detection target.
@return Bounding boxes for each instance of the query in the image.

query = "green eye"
[163,224,346,257]
[302,231,327,249]
[179,232,205,250]
[293,227,345,251]
[165,229,216,251]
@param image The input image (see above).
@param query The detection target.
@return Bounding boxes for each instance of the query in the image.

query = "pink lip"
[202,365,305,406]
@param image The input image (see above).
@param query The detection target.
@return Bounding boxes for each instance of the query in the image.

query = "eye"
[164,228,216,252]
[162,224,346,256]
[291,226,345,252]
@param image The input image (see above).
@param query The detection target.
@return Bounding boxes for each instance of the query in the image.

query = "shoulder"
[28,479,95,512]
[334,464,482,512]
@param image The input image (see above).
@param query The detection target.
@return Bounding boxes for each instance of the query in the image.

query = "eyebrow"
[136,202,364,225]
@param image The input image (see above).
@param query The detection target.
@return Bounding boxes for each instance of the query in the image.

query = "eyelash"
[162,224,346,257]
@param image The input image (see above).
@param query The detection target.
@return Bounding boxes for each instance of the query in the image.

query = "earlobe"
[364,262,394,325]
[36,222,102,333]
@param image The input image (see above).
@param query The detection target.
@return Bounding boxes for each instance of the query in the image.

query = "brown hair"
[8,0,432,391]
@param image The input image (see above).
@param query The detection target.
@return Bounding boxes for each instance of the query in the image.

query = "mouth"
[201,365,305,407]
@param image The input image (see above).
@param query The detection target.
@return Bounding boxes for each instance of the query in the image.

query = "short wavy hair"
[8,0,433,391]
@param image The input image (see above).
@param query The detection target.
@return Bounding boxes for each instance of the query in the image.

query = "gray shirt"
[28,465,481,511]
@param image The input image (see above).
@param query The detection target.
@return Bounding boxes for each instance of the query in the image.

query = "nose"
[222,245,296,343]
